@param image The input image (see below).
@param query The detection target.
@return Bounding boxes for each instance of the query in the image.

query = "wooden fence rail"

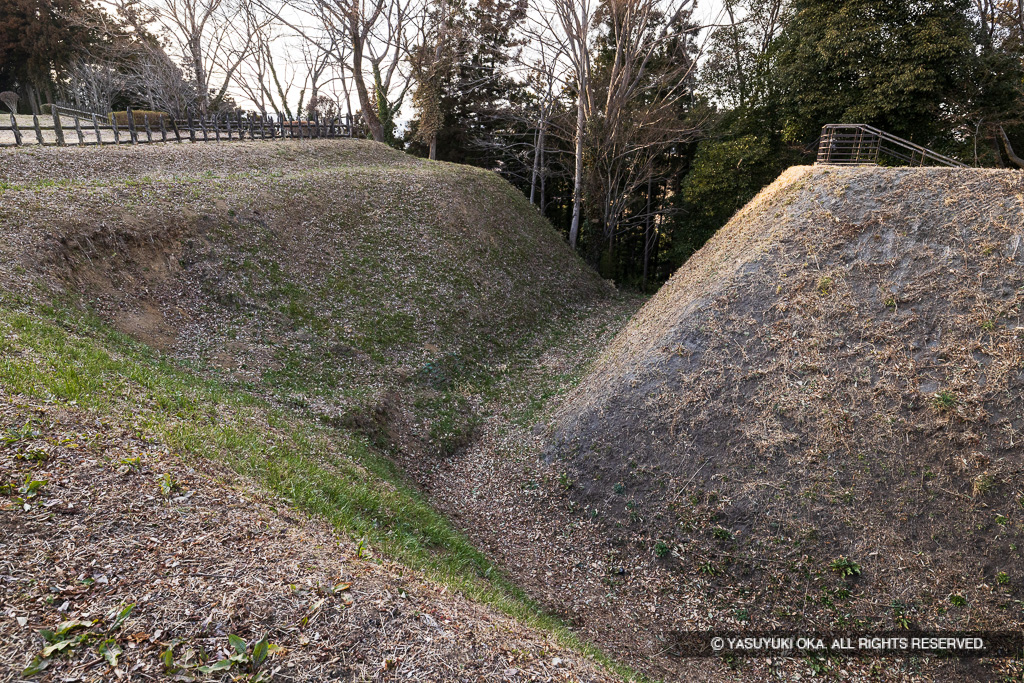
[0,105,356,148]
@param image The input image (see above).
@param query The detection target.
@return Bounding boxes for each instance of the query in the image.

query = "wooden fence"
[0,105,356,148]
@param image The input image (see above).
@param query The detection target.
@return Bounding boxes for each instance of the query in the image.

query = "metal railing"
[816,124,966,168]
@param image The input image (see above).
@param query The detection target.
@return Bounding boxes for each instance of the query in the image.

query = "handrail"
[817,123,966,168]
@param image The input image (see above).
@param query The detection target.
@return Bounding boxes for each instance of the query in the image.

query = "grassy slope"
[0,140,638,677]
[0,391,620,682]
[548,166,1024,641]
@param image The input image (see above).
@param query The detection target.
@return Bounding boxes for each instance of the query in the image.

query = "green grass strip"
[0,297,648,682]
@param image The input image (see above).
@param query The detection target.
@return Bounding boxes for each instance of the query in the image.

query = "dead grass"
[432,166,1024,681]
[0,390,618,682]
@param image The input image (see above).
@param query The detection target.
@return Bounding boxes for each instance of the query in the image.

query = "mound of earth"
[548,166,1024,643]
[0,139,613,455]
[0,391,615,682]
[0,140,630,681]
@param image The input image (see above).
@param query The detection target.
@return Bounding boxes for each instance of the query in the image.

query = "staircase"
[817,124,966,168]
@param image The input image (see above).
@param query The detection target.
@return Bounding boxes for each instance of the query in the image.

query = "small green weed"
[973,474,995,497]
[829,557,861,578]
[891,600,911,629]
[699,561,720,575]
[817,276,834,296]
[2,420,42,446]
[196,634,278,680]
[157,472,180,498]
[932,390,957,412]
[22,604,134,676]
[8,476,47,511]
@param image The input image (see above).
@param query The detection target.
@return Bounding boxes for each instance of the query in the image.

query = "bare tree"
[536,0,701,252]
[547,0,594,250]
[523,42,562,206]
[285,0,421,141]
[700,0,789,109]
[149,0,264,112]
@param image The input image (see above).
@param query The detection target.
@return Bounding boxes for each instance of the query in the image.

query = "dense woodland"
[2,0,1023,288]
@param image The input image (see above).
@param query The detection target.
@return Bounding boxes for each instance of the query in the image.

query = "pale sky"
[175,0,731,114]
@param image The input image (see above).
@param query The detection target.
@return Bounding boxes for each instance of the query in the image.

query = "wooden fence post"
[9,112,22,146]
[170,117,181,142]
[33,115,44,145]
[159,116,168,142]
[214,115,221,142]
[73,115,84,145]
[90,114,102,145]
[126,106,138,144]
[144,114,153,143]
[51,109,66,146]
[186,114,196,142]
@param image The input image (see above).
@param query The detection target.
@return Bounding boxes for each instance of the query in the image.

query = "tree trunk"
[25,83,40,115]
[429,135,437,160]
[351,28,385,142]
[539,138,546,213]
[999,126,1024,168]
[642,176,653,289]
[307,84,318,118]
[191,34,207,113]
[529,126,540,204]
[568,92,585,249]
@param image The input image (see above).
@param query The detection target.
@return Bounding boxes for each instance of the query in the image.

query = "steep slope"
[0,140,630,681]
[548,166,1024,642]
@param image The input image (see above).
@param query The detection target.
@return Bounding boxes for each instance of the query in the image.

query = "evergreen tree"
[0,0,105,111]
[774,0,981,148]
[408,0,527,166]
